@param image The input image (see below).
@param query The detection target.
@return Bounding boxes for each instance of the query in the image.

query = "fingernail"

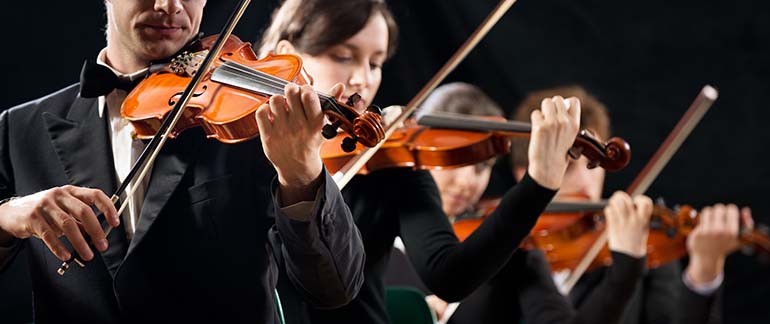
[98,239,109,251]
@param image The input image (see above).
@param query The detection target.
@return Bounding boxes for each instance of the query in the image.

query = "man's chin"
[141,41,189,61]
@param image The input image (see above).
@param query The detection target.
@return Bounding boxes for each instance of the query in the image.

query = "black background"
[1,0,768,322]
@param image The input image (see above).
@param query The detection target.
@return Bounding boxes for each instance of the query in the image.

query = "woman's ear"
[275,40,298,54]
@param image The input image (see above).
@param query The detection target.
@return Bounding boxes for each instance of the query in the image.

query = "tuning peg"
[649,218,663,230]
[346,93,362,106]
[366,104,382,115]
[341,137,358,153]
[322,120,343,139]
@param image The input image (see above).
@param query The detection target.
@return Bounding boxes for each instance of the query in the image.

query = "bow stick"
[559,85,719,293]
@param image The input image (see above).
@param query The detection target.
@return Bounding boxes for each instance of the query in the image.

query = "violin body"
[122,35,384,148]
[453,199,770,272]
[123,35,311,143]
[322,124,510,174]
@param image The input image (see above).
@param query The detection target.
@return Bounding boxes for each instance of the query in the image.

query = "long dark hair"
[258,0,399,59]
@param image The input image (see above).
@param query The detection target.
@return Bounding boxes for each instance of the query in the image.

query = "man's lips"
[140,24,184,36]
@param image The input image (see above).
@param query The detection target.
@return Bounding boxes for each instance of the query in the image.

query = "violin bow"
[57,0,253,275]
[332,0,519,189]
[560,85,719,293]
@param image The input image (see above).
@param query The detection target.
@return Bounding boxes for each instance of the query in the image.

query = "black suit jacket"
[0,84,364,323]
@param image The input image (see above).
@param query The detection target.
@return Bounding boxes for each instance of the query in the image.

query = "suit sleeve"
[397,170,556,302]
[678,273,721,324]
[268,168,365,309]
[641,262,682,324]
[512,250,645,324]
[0,110,21,271]
[569,252,647,324]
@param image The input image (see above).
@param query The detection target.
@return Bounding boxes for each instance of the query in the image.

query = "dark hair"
[510,86,611,167]
[258,0,399,59]
[420,82,504,117]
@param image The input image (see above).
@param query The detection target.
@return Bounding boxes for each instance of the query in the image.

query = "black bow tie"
[79,60,144,98]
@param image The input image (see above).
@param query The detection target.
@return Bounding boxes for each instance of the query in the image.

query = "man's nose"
[155,0,183,15]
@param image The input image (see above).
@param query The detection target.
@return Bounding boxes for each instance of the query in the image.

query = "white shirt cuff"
[682,269,723,296]
[276,184,324,222]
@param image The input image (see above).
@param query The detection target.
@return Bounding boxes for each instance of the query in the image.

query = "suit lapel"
[43,95,128,276]
[125,136,191,257]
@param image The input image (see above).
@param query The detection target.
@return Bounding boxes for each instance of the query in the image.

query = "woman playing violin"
[415,85,751,324]
[397,83,652,324]
[258,0,583,323]
[0,0,366,322]
[507,86,751,324]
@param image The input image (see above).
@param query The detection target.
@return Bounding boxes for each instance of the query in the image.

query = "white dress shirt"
[96,49,149,240]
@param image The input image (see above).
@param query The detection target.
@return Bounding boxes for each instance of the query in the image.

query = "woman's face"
[430,160,495,218]
[290,12,389,111]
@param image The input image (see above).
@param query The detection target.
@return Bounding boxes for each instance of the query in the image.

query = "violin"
[321,112,632,175]
[321,122,510,174]
[122,34,385,149]
[452,197,770,271]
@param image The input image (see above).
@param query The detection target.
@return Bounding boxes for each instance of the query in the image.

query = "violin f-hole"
[168,85,208,106]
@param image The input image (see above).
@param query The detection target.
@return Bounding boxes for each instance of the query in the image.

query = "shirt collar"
[96,48,134,118]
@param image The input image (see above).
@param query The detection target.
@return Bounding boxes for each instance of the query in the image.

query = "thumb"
[330,83,346,101]
[567,97,581,130]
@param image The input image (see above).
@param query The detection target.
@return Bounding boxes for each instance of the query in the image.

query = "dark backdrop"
[1,0,767,322]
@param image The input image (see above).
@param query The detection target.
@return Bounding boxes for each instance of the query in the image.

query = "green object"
[275,288,285,324]
[385,287,437,324]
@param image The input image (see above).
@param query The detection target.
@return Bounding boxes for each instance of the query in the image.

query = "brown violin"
[122,34,385,149]
[321,112,632,175]
[453,198,770,271]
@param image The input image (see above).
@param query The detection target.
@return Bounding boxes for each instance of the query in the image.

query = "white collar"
[96,48,148,118]
[96,48,123,118]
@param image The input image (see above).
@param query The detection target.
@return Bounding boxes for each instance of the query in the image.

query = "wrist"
[276,157,323,188]
[527,163,562,190]
[277,161,324,206]
[0,198,17,245]
[687,254,724,284]
[609,244,646,258]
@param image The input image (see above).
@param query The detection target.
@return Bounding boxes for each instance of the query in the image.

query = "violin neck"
[416,112,531,135]
[543,200,607,213]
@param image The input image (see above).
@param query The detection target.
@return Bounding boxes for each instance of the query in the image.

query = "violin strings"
[215,61,344,114]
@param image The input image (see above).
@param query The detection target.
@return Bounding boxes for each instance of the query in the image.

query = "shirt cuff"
[274,174,326,222]
[682,269,723,296]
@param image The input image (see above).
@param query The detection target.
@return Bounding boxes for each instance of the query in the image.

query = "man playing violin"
[0,1,365,323]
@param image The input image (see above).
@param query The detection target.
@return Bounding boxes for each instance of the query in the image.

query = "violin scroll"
[572,129,631,172]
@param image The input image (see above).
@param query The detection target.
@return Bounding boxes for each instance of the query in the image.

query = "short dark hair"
[258,0,399,59]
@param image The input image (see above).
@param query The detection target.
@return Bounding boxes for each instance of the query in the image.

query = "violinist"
[0,0,366,322]
[509,86,752,324]
[402,83,653,324]
[258,1,582,323]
